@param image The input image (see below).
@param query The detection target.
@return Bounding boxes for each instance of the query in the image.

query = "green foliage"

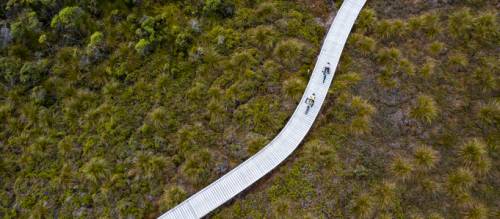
[413,145,439,171]
[207,26,240,54]
[390,156,413,180]
[80,157,109,184]
[357,8,377,33]
[331,72,362,93]
[246,135,268,155]
[420,58,436,78]
[19,59,49,87]
[448,52,468,69]
[273,38,307,70]
[247,25,279,52]
[203,0,235,18]
[446,168,475,198]
[234,96,286,135]
[283,76,306,100]
[463,202,488,219]
[10,10,41,45]
[348,96,376,136]
[51,6,91,39]
[357,35,376,55]
[478,100,500,126]
[427,41,445,56]
[375,19,407,40]
[351,193,373,218]
[181,149,212,186]
[0,57,22,85]
[408,12,440,38]
[377,47,401,65]
[38,34,47,44]
[132,151,171,179]
[458,139,491,175]
[410,95,438,123]
[159,186,187,211]
[372,181,397,209]
[88,31,103,47]
[135,38,151,55]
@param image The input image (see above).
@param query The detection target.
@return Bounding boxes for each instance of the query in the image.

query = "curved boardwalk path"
[159,0,366,218]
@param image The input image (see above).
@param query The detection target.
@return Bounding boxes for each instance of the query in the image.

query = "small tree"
[51,7,86,29]
[10,10,41,45]
[51,6,91,41]
[86,31,108,62]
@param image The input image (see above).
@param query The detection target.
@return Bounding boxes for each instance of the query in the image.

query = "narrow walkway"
[159,1,366,218]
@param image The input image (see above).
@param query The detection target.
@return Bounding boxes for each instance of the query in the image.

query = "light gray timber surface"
[159,0,366,218]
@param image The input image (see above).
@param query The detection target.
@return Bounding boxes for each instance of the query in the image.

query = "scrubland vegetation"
[1,0,324,217]
[213,0,499,218]
[0,0,498,218]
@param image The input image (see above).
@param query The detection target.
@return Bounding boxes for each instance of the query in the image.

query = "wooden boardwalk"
[158,0,366,218]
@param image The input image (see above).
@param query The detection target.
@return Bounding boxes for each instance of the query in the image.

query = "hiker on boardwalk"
[323,62,331,83]
[305,93,316,114]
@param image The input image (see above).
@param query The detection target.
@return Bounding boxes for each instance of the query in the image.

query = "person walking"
[323,62,331,83]
[305,93,316,115]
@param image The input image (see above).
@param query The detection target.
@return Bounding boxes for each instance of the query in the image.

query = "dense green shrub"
[10,10,41,45]
[51,6,92,42]
[18,59,49,87]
